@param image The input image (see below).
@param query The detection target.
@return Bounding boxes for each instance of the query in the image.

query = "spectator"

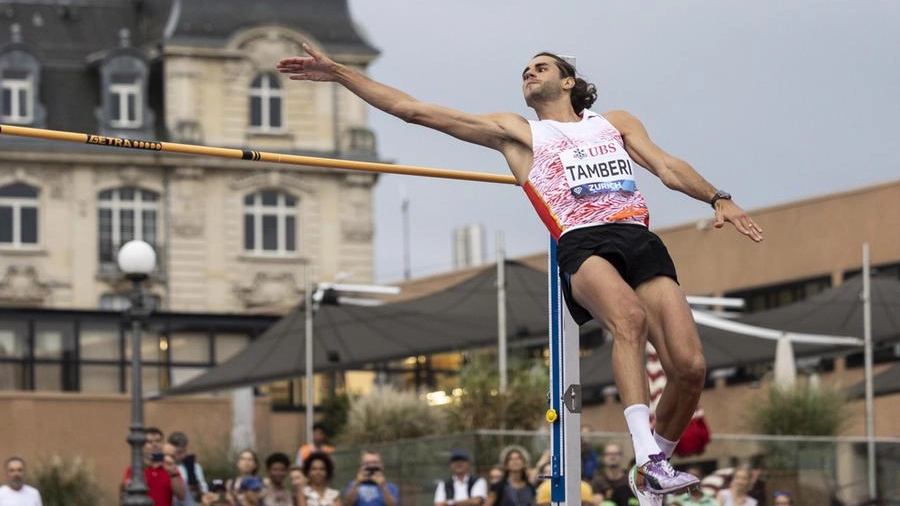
[434,449,488,506]
[296,424,335,466]
[201,479,228,506]
[261,452,292,506]
[236,476,264,506]
[485,446,535,506]
[122,427,186,506]
[534,461,594,506]
[169,431,209,505]
[299,451,341,506]
[590,444,632,506]
[344,450,398,506]
[747,456,768,506]
[289,465,306,505]
[581,427,599,481]
[716,467,757,506]
[488,466,504,486]
[772,491,792,506]
[0,456,43,506]
[226,450,260,505]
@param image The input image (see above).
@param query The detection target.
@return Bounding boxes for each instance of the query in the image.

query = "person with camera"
[344,451,398,506]
[200,479,229,506]
[122,427,186,506]
[168,431,209,506]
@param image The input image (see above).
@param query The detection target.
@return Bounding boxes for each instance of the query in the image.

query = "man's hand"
[714,199,764,242]
[371,470,386,487]
[276,43,340,82]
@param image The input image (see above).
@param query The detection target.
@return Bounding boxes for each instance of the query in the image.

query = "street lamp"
[118,239,157,506]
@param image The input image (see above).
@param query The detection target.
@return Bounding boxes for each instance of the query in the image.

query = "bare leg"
[570,256,650,408]
[635,277,706,442]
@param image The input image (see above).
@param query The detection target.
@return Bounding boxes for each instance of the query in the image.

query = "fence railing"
[330,431,900,506]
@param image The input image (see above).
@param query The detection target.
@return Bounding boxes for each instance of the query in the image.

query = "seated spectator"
[237,476,265,506]
[716,466,757,506]
[226,450,260,505]
[773,490,793,506]
[485,446,535,506]
[0,456,43,506]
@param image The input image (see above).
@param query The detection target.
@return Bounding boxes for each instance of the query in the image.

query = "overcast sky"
[344,1,900,283]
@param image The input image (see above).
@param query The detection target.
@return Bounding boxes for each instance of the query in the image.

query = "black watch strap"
[710,190,732,209]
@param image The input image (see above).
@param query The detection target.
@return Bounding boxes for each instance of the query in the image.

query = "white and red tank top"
[523,110,649,240]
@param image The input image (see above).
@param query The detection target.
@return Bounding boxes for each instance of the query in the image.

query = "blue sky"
[345,1,900,282]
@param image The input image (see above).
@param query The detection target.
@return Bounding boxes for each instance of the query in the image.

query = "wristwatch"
[710,190,732,209]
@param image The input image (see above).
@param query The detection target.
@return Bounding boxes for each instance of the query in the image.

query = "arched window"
[98,187,159,263]
[243,190,297,255]
[0,182,39,247]
[249,73,283,132]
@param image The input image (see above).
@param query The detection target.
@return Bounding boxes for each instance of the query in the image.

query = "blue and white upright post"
[547,237,582,505]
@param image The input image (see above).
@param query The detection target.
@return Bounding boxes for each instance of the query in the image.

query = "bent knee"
[606,306,648,342]
[672,354,706,388]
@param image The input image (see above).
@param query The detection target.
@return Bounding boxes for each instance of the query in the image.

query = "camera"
[151,453,165,463]
[210,479,226,493]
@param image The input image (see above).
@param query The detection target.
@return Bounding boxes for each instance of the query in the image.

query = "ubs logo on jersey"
[572,148,587,160]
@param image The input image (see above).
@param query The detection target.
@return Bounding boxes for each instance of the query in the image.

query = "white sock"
[624,404,661,466]
[653,432,679,459]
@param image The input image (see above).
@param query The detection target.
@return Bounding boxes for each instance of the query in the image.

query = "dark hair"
[533,52,597,113]
[265,452,292,470]
[312,423,330,436]
[302,451,335,481]
[145,427,163,438]
[168,431,188,447]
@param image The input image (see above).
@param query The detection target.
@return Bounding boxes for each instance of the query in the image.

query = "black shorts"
[557,223,679,325]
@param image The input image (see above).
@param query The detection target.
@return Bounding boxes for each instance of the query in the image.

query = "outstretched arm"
[605,109,764,242]
[277,43,530,154]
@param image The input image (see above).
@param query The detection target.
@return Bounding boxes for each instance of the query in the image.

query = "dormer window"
[249,73,283,133]
[109,74,141,129]
[1,69,33,124]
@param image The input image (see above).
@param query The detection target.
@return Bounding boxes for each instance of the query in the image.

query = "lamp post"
[118,239,157,506]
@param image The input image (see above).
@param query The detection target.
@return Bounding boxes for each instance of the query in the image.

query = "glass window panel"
[215,334,249,363]
[250,97,261,127]
[0,362,25,390]
[110,92,121,120]
[35,322,75,359]
[0,324,27,358]
[80,323,120,361]
[124,328,166,363]
[2,88,10,116]
[243,214,254,250]
[251,75,262,87]
[261,215,277,250]
[169,332,209,363]
[142,211,156,244]
[99,189,112,200]
[127,94,137,122]
[266,75,279,88]
[141,190,158,202]
[121,209,134,243]
[269,97,281,128]
[120,187,135,200]
[261,191,278,206]
[285,195,296,207]
[34,363,62,391]
[286,215,296,251]
[0,183,38,197]
[244,194,254,206]
[80,365,121,393]
[0,207,11,243]
[125,365,162,396]
[18,89,27,117]
[21,206,37,243]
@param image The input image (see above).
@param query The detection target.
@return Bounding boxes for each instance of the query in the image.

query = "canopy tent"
[847,361,900,399]
[167,261,557,395]
[168,262,900,396]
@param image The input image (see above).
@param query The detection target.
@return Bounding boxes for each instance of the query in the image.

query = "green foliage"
[319,392,354,440]
[748,383,852,436]
[447,354,549,431]
[33,456,104,506]
[339,387,447,445]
